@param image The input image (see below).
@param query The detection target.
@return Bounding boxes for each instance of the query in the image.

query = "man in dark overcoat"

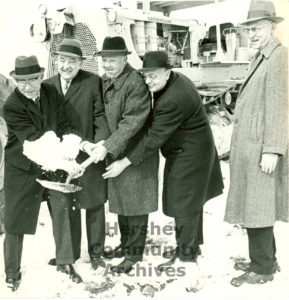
[103,51,224,270]
[3,55,83,290]
[44,38,111,270]
[92,36,159,274]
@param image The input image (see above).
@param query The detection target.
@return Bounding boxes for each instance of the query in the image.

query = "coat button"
[104,98,108,104]
[234,119,239,124]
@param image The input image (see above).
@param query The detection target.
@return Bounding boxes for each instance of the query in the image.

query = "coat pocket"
[249,113,261,143]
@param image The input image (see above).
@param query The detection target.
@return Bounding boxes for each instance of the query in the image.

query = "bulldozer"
[30,0,252,157]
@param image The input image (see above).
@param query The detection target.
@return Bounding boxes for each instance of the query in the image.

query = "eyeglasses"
[243,23,269,35]
[16,76,40,87]
[57,56,81,65]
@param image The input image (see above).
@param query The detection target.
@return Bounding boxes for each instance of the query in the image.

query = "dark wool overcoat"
[128,71,224,218]
[44,70,110,209]
[3,84,72,234]
[224,37,288,227]
[102,64,159,216]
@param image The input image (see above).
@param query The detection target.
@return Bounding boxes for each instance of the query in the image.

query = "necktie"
[35,96,41,110]
[63,81,70,95]
[151,93,155,109]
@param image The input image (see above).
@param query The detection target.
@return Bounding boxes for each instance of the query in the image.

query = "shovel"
[36,152,99,193]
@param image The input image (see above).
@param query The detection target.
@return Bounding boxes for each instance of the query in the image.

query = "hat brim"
[138,66,171,72]
[240,16,284,25]
[54,51,86,60]
[97,50,131,57]
[10,68,45,79]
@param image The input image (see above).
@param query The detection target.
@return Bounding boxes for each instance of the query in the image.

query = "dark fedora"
[97,36,131,56]
[139,51,171,72]
[55,38,86,59]
[10,55,45,79]
[240,0,284,25]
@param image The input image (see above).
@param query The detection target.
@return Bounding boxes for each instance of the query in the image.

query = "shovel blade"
[36,179,82,193]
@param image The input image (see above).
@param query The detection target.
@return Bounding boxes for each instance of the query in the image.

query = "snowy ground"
[0,160,289,299]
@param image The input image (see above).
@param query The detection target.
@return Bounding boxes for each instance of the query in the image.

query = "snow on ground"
[0,160,289,299]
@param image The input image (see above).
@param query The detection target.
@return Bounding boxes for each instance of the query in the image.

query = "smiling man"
[93,36,159,274]
[44,39,110,271]
[224,1,288,287]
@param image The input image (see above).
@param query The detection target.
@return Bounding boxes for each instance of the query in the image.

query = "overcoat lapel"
[239,54,264,94]
[64,73,81,102]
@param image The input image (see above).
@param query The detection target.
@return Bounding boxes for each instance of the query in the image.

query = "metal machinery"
[30,0,252,157]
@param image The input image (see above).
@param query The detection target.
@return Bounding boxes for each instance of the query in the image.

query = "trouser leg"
[119,214,148,262]
[4,233,23,278]
[247,226,275,275]
[175,209,203,262]
[118,214,129,247]
[46,190,81,265]
[86,204,105,258]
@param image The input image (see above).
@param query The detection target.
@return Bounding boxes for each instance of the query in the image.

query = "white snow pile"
[23,131,82,172]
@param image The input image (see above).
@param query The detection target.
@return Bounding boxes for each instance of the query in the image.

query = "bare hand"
[260,153,278,174]
[102,157,132,179]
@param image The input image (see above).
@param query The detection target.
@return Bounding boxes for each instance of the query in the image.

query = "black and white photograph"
[0,0,288,298]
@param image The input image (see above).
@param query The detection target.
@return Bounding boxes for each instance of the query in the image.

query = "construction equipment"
[30,0,251,157]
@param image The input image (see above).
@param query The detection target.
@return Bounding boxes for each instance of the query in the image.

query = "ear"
[165,69,171,80]
[123,56,128,64]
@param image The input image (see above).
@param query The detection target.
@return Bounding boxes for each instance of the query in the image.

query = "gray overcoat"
[224,37,288,227]
[102,64,159,216]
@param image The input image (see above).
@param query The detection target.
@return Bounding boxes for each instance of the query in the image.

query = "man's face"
[243,20,273,51]
[142,69,170,93]
[101,56,127,79]
[16,75,42,99]
[57,55,82,81]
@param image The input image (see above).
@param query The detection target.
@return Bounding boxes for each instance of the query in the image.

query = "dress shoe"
[163,246,202,259]
[6,271,21,292]
[56,264,82,283]
[110,259,136,274]
[90,256,106,270]
[103,245,125,259]
[231,271,274,287]
[234,261,280,273]
[48,258,57,266]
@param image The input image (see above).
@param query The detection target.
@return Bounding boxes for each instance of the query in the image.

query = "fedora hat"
[240,0,284,25]
[55,38,85,59]
[97,36,131,56]
[138,51,171,72]
[10,55,45,79]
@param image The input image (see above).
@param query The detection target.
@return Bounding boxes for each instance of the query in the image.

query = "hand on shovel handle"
[65,151,101,184]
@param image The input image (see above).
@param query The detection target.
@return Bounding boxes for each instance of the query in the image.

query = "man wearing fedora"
[44,38,111,271]
[3,55,84,290]
[224,0,288,286]
[102,50,224,270]
[93,36,159,274]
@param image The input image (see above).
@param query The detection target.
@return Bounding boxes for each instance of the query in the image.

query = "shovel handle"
[65,152,100,184]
